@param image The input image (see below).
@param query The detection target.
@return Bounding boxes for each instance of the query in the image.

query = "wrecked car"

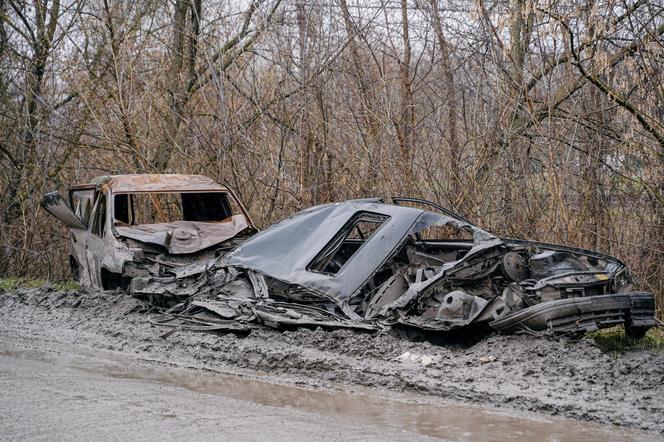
[149,198,658,338]
[42,174,256,291]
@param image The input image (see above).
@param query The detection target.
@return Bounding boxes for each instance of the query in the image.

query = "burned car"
[42,174,256,291]
[151,198,658,338]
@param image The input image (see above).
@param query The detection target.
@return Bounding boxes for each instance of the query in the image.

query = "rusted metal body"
[42,174,255,291]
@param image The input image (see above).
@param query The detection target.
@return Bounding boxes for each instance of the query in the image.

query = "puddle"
[1,346,658,441]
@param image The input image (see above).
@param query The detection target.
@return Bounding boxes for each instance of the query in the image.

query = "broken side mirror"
[41,191,87,230]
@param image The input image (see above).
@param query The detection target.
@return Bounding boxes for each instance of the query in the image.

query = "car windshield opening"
[406,212,478,266]
[113,192,243,225]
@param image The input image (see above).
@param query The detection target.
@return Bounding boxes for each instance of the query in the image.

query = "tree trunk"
[398,0,414,189]
[296,2,312,206]
[339,0,381,194]
[3,0,60,224]
[429,0,460,206]
[153,0,201,172]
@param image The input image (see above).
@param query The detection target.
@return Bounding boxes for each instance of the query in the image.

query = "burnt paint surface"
[42,174,255,291]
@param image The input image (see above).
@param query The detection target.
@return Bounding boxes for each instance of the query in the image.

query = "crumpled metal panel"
[115,216,249,254]
[136,198,658,338]
[489,292,658,335]
[222,201,424,300]
[41,192,87,230]
[222,200,495,302]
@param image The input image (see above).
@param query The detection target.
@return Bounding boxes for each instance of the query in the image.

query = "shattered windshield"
[113,192,245,225]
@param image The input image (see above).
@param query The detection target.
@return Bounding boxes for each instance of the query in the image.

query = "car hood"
[115,215,249,254]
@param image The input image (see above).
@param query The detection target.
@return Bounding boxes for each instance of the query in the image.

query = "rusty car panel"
[42,174,256,291]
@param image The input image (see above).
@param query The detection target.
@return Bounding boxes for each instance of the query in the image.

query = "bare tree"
[0,0,663,317]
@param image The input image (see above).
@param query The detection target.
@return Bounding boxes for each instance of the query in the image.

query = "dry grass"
[590,326,664,353]
[0,278,79,292]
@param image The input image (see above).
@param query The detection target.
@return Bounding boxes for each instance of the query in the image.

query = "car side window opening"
[308,212,389,275]
[113,192,241,225]
[114,194,130,224]
[406,212,477,266]
[416,222,474,242]
[92,194,107,237]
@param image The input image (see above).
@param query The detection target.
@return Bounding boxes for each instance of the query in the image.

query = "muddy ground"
[0,353,437,441]
[0,286,662,435]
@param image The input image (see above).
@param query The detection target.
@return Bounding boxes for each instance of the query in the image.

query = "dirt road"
[0,287,662,440]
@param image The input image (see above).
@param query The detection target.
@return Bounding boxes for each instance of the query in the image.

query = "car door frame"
[85,188,109,290]
[66,185,95,286]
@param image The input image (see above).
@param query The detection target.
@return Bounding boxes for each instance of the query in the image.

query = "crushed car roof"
[80,174,229,193]
[222,200,492,301]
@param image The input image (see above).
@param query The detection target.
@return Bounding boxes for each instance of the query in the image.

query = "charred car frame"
[42,174,256,291]
[44,179,658,338]
[142,198,658,338]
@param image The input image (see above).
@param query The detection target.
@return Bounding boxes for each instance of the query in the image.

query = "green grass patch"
[52,280,81,291]
[590,326,664,353]
[0,277,80,292]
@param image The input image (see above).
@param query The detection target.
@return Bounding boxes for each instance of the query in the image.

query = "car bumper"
[489,292,658,334]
